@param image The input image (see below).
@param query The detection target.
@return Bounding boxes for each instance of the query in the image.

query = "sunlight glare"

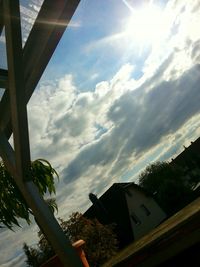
[124,4,167,46]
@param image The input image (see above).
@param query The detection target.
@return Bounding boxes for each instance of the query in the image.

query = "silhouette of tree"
[23,243,40,267]
[139,161,194,215]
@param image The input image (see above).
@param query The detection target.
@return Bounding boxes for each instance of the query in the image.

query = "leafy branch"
[0,159,58,229]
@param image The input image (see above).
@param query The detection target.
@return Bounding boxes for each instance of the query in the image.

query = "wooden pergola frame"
[0,1,82,266]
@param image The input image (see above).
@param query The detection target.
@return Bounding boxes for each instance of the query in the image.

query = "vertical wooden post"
[1,1,82,266]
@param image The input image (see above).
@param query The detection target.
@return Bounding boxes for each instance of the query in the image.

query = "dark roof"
[172,136,200,165]
[115,182,132,188]
[115,182,152,197]
[84,182,152,218]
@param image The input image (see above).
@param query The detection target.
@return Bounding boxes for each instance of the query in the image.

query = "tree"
[60,212,118,267]
[0,159,58,229]
[23,243,40,267]
[23,212,118,267]
[139,161,195,216]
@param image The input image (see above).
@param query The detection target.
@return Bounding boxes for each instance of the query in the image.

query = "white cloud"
[0,35,5,44]
[90,73,99,81]
[27,64,135,169]
[83,32,125,54]
[0,223,38,267]
[25,0,200,223]
[20,0,43,43]
[2,0,200,266]
[1,253,26,267]
[142,0,200,81]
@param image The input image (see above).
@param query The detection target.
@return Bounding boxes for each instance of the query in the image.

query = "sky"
[1,0,200,266]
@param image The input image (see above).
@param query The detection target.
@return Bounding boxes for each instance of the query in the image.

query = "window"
[131,212,141,225]
[140,204,151,216]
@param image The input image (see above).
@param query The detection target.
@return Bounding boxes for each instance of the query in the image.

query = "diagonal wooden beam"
[2,1,82,266]
[23,0,81,101]
[0,131,82,267]
[0,0,80,138]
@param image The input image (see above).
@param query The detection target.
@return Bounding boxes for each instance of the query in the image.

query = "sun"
[124,4,167,46]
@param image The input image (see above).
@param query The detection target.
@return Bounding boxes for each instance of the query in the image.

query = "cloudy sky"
[1,0,200,265]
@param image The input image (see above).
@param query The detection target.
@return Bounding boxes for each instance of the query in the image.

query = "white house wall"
[125,187,167,240]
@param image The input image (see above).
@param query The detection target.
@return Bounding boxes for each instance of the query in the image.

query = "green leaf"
[0,159,59,229]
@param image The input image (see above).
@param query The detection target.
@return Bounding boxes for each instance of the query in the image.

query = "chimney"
[88,193,112,224]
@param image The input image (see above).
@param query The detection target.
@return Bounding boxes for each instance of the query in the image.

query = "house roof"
[84,182,152,217]
[84,182,157,248]
[172,136,200,165]
[114,182,152,197]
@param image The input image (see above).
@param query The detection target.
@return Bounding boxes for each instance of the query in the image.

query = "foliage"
[23,243,40,267]
[139,161,195,215]
[0,159,58,229]
[23,212,118,267]
[60,212,118,267]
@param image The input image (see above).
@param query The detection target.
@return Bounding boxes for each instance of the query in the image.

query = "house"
[84,183,166,248]
[103,197,200,267]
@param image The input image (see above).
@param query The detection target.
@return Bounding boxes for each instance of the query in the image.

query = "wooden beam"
[23,0,81,101]
[0,90,11,133]
[0,131,16,176]
[4,0,31,179]
[0,0,80,138]
[0,69,8,88]
[0,131,82,267]
[2,1,82,266]
[0,0,4,36]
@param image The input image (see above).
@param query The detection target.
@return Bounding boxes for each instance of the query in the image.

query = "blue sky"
[1,0,200,266]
